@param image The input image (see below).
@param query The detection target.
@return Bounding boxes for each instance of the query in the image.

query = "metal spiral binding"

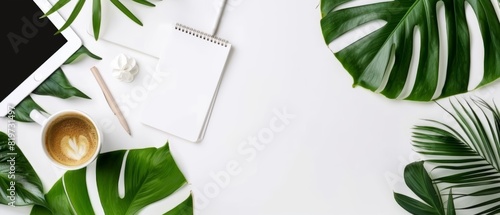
[174,23,229,47]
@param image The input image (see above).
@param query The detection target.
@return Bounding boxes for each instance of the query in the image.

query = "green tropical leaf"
[92,0,102,41]
[320,0,500,101]
[13,97,47,122]
[30,206,52,215]
[395,193,438,215]
[11,45,97,122]
[64,45,102,64]
[132,0,156,7]
[47,0,153,40]
[394,161,447,215]
[55,0,86,35]
[31,169,94,215]
[163,194,193,215]
[42,0,71,18]
[0,132,45,207]
[403,97,500,214]
[446,190,456,215]
[110,0,143,26]
[32,68,90,99]
[31,142,191,214]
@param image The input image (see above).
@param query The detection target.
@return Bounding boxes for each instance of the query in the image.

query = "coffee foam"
[45,113,99,166]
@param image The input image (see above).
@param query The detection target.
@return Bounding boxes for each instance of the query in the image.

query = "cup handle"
[30,109,48,126]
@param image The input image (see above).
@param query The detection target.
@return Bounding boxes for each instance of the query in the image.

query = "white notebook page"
[141,24,231,142]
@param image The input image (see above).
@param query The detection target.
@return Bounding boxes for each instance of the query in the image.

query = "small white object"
[111,53,139,82]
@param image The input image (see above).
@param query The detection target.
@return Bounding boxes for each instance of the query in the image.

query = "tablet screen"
[1,0,68,101]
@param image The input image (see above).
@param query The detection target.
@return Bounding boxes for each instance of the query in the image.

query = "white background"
[2,0,498,214]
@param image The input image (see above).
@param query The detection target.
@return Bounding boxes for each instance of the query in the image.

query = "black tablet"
[1,0,82,116]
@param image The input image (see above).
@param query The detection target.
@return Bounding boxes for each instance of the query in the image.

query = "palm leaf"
[55,0,86,34]
[46,0,152,40]
[64,45,102,64]
[41,0,71,18]
[394,161,455,215]
[320,0,500,101]
[92,0,102,40]
[109,0,143,26]
[410,97,500,214]
[132,0,156,7]
[447,190,456,215]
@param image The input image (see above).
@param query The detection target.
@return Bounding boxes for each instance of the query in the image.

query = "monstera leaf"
[320,0,500,101]
[0,130,194,214]
[30,143,192,215]
[163,195,193,215]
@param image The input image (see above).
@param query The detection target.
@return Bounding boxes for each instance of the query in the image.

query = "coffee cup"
[30,109,102,170]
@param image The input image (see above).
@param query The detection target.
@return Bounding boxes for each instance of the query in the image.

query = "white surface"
[0,0,497,214]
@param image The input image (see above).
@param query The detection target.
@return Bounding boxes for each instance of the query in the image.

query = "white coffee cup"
[30,109,103,170]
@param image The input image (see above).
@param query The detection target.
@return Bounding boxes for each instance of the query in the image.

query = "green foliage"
[44,0,155,40]
[0,133,45,207]
[64,45,102,65]
[320,0,500,101]
[12,97,47,123]
[94,143,187,215]
[13,45,100,122]
[32,69,90,99]
[395,97,500,214]
[29,143,191,215]
[92,0,102,42]
[394,162,455,215]
[164,194,194,215]
[55,0,86,36]
[0,13,192,215]
[109,0,143,27]
[0,130,193,214]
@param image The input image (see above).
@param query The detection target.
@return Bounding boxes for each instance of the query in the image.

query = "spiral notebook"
[140,23,232,142]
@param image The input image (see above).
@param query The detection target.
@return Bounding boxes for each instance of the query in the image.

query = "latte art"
[45,113,99,166]
[61,135,90,160]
